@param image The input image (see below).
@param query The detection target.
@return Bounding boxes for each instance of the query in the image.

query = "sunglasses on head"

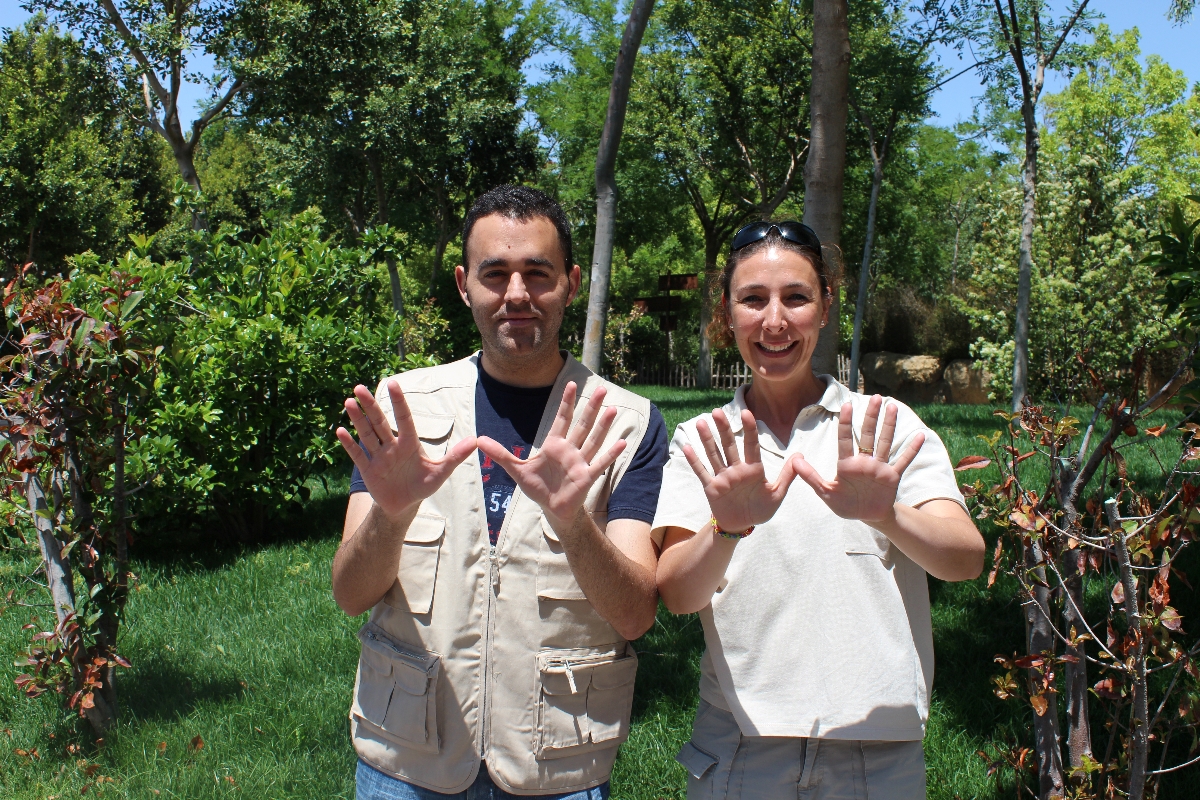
[730,221,822,253]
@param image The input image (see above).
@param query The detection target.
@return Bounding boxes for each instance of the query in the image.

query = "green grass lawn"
[0,391,1192,799]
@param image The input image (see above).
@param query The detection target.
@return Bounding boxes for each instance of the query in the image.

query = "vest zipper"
[480,542,497,760]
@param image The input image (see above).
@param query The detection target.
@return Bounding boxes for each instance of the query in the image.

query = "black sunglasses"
[730,221,822,253]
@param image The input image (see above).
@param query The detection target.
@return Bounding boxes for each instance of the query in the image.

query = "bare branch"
[1044,0,1092,68]
[189,78,246,147]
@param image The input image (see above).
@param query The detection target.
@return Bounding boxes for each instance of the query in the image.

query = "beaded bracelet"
[711,517,754,540]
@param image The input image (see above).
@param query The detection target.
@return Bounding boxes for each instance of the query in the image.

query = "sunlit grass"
[0,392,1192,798]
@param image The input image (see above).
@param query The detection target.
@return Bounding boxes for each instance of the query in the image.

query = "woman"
[652,221,985,799]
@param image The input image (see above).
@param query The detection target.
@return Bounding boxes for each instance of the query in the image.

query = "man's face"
[456,214,580,360]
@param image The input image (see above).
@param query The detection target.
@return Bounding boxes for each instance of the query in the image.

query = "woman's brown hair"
[707,226,838,348]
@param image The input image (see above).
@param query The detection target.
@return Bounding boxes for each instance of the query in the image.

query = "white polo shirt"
[651,376,966,741]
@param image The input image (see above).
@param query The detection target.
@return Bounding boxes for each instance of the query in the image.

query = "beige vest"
[349,353,651,795]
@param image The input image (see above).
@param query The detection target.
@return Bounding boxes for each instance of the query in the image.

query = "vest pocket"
[536,518,588,601]
[383,513,445,614]
[534,646,638,760]
[352,624,441,753]
[414,414,455,458]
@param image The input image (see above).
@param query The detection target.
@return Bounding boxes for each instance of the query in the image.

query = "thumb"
[791,453,829,496]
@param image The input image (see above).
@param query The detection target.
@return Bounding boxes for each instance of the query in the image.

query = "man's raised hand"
[477,382,626,533]
[682,408,799,535]
[791,395,924,523]
[336,380,478,520]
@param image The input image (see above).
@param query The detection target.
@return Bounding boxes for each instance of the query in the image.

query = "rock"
[943,359,992,405]
[860,353,946,403]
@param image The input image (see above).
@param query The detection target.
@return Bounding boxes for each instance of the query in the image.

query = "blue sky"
[2,1,1196,130]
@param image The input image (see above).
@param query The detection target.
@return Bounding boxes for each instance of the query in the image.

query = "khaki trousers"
[676,700,926,800]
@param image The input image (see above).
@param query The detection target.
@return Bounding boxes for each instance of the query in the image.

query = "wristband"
[711,517,754,540]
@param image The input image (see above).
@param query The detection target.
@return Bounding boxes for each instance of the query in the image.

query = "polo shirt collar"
[720,374,849,454]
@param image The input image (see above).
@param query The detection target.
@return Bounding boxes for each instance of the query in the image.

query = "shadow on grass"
[630,606,706,720]
[121,657,249,723]
[129,478,350,575]
[929,574,1028,740]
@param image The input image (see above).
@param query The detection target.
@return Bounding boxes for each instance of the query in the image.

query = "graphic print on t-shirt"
[480,444,529,545]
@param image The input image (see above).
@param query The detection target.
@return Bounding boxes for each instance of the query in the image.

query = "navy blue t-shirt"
[349,364,668,545]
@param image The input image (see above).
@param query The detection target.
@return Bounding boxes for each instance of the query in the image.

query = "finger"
[858,395,883,457]
[386,379,419,443]
[345,397,381,455]
[336,427,371,471]
[741,410,761,464]
[792,453,832,499]
[696,417,727,473]
[429,435,480,479]
[548,382,578,440]
[477,436,525,472]
[681,444,714,489]
[580,406,618,463]
[838,402,855,461]
[587,439,628,483]
[890,431,926,476]
[875,402,898,461]
[712,408,741,466]
[569,386,607,449]
[767,453,801,501]
[357,384,397,445]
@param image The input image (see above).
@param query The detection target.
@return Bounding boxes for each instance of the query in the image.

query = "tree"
[30,0,252,218]
[805,0,850,377]
[958,27,1199,797]
[845,3,944,391]
[580,0,654,374]
[246,0,541,346]
[641,0,810,387]
[0,16,170,275]
[969,0,1093,412]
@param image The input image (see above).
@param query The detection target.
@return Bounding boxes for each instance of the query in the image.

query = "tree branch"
[188,78,245,147]
[97,0,169,106]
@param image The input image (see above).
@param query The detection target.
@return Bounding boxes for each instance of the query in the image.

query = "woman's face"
[727,246,830,384]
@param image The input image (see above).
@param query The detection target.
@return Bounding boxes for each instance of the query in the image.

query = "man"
[333,185,668,799]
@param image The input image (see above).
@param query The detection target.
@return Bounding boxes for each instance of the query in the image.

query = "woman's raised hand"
[792,395,924,523]
[336,380,479,520]
[681,408,799,534]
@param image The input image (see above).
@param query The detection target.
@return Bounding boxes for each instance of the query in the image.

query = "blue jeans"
[356,759,611,800]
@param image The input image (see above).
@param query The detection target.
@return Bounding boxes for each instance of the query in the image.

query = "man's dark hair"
[462,185,573,271]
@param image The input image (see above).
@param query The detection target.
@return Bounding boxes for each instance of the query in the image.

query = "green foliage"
[65,212,437,541]
[1,266,159,729]
[958,27,1199,401]
[0,16,172,275]
[247,0,543,290]
[1144,196,1200,333]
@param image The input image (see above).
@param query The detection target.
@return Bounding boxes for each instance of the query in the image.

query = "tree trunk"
[849,159,882,392]
[804,0,851,377]
[1107,500,1149,800]
[1060,548,1093,768]
[428,212,453,299]
[696,236,721,389]
[1011,101,1038,410]
[1024,539,1065,799]
[26,473,75,627]
[370,153,406,358]
[582,0,655,374]
[171,144,207,231]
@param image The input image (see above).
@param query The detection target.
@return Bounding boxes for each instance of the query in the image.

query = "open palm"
[682,408,800,534]
[336,380,478,519]
[477,382,626,531]
[792,396,924,523]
